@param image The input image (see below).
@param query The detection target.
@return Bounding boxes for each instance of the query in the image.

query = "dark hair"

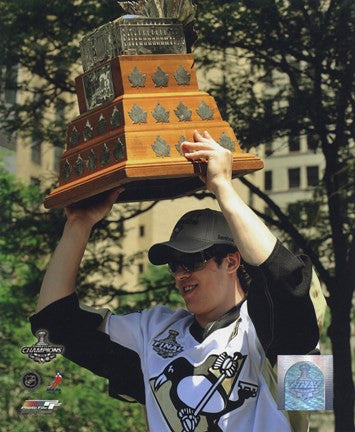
[204,244,251,293]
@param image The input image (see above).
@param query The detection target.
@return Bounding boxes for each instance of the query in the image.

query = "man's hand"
[36,186,124,313]
[182,129,276,266]
[181,130,233,195]
[65,187,124,229]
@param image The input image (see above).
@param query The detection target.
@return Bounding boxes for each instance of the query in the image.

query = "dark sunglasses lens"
[168,253,207,273]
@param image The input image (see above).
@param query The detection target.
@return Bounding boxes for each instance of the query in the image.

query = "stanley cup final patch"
[153,330,184,358]
[277,355,333,410]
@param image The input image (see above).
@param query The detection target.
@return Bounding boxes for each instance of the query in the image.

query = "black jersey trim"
[30,294,146,404]
[247,241,319,366]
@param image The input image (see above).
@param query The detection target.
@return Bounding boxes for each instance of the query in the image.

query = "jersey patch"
[152,329,184,358]
[149,351,259,431]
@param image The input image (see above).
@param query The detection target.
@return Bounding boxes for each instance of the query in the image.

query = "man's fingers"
[193,130,210,142]
[201,130,213,140]
[184,150,214,160]
[181,142,212,151]
[181,130,225,163]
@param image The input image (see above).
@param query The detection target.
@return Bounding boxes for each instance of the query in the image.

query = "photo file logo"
[20,400,62,414]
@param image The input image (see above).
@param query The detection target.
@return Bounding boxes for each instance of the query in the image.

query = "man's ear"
[225,252,241,274]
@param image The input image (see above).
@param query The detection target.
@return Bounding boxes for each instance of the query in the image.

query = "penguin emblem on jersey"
[150,351,259,431]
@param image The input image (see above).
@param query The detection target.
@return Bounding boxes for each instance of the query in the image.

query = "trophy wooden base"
[44,54,263,209]
[44,151,262,208]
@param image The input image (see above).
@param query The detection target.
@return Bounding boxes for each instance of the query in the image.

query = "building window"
[264,206,273,220]
[31,141,42,165]
[288,135,300,152]
[139,225,145,237]
[264,70,273,86]
[55,99,65,122]
[4,64,18,104]
[53,146,62,172]
[288,168,300,189]
[138,263,144,274]
[307,166,319,186]
[265,141,272,156]
[117,220,124,236]
[287,202,302,225]
[117,254,124,274]
[264,170,272,191]
[307,133,318,152]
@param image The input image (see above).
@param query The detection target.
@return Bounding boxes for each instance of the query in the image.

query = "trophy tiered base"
[44,54,263,208]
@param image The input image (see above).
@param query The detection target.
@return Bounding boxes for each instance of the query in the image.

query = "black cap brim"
[148,238,215,265]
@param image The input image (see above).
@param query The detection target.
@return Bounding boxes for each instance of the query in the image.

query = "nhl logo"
[153,330,184,359]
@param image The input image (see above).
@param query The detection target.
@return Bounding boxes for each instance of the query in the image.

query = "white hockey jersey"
[105,301,293,432]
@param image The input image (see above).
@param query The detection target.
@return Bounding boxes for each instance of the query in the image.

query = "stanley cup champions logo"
[21,330,64,364]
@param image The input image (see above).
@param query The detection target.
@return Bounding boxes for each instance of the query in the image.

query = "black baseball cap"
[148,209,236,265]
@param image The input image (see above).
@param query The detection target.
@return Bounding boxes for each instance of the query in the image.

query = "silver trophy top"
[119,0,195,25]
[80,0,196,72]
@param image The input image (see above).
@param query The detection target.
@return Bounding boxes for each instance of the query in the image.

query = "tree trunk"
[328,272,354,432]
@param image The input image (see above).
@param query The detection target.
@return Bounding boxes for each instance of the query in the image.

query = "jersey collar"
[189,298,246,342]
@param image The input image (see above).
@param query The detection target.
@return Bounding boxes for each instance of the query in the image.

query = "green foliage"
[0,0,124,145]
[0,164,179,430]
[0,166,151,430]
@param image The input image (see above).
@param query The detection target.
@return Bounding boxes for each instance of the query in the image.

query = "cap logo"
[172,215,200,237]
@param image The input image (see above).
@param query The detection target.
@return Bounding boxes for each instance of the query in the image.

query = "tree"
[0,162,166,429]
[195,0,354,430]
[0,0,129,147]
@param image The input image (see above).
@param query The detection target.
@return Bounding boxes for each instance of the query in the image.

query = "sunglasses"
[167,251,214,274]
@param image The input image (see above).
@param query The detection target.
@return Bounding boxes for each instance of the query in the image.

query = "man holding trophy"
[31,1,325,431]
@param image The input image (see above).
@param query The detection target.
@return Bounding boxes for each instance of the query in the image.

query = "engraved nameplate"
[83,64,115,110]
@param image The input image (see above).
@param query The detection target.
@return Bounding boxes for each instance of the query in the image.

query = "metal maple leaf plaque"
[196,101,214,120]
[152,67,169,87]
[152,136,170,157]
[129,104,148,124]
[174,102,192,121]
[128,67,147,88]
[174,65,191,85]
[152,103,170,123]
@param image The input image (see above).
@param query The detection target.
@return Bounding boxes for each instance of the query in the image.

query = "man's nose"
[174,266,192,280]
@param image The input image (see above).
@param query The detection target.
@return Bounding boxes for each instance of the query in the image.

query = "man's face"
[170,251,241,327]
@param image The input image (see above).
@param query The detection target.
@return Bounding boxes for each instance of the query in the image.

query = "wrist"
[211,178,235,198]
[64,216,94,237]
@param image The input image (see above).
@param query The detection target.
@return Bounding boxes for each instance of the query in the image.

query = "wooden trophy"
[44,5,263,208]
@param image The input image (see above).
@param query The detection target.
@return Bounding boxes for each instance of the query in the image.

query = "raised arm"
[182,131,276,265]
[36,188,123,312]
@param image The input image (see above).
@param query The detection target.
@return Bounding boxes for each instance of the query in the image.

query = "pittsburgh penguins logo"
[150,351,258,431]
